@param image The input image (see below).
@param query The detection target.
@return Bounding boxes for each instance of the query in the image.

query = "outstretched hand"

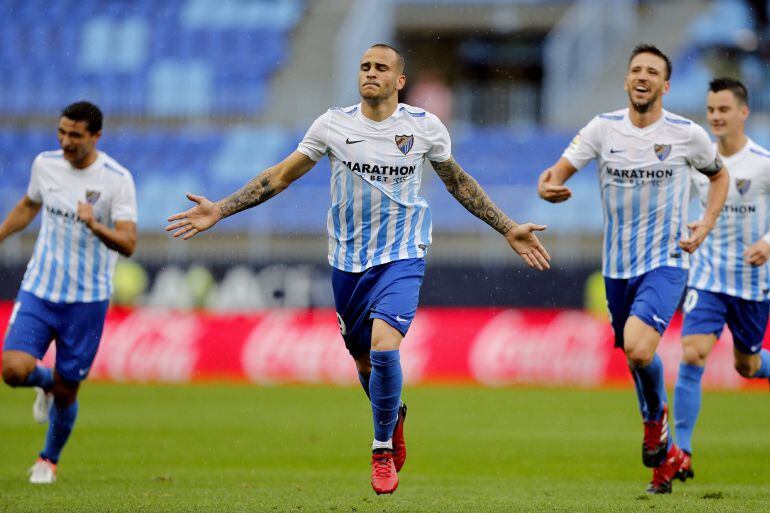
[165,193,221,240]
[505,223,551,271]
[538,169,572,203]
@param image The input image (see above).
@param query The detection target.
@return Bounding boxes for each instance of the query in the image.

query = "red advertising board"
[0,302,764,389]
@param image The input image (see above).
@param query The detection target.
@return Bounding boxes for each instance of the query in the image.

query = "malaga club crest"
[395,134,414,155]
[736,178,752,196]
[85,190,101,204]
[654,144,671,161]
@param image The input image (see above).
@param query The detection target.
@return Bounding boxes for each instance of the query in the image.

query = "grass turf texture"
[1,384,769,512]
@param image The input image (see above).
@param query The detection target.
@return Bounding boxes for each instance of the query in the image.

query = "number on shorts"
[683,289,698,314]
[336,312,347,336]
[9,301,21,326]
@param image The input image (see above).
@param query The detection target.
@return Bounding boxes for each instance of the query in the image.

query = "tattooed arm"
[430,157,514,235]
[166,151,316,239]
[431,157,551,270]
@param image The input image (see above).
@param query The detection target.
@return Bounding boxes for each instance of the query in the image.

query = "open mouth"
[634,84,649,93]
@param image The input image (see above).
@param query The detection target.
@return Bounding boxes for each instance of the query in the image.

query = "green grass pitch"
[1,383,769,512]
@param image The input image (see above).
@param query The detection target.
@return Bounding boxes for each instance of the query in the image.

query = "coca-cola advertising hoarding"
[0,302,763,389]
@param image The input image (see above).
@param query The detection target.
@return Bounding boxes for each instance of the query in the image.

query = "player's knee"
[371,338,399,351]
[734,360,757,378]
[52,384,79,408]
[625,346,655,368]
[2,363,29,387]
[681,344,708,366]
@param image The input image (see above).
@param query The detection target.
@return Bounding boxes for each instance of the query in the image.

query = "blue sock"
[40,400,78,464]
[752,350,770,378]
[630,353,668,422]
[358,371,371,399]
[673,363,704,455]
[630,370,649,420]
[22,366,53,390]
[369,350,402,444]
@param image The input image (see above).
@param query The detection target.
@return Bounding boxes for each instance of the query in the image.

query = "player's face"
[358,47,405,102]
[58,117,100,167]
[624,53,669,113]
[707,90,748,138]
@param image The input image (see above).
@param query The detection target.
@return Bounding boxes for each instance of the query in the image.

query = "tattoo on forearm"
[218,170,279,218]
[431,158,513,235]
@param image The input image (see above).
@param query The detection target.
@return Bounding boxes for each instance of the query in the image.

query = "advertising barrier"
[0,302,764,389]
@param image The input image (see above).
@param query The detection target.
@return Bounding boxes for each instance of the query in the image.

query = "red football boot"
[642,404,669,468]
[371,449,398,495]
[676,450,694,482]
[646,444,684,494]
[392,403,407,472]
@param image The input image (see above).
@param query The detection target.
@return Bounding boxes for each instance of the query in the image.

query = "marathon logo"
[46,205,79,221]
[606,168,674,179]
[343,161,416,183]
[343,161,415,176]
[45,205,97,224]
[722,204,756,214]
[605,167,673,186]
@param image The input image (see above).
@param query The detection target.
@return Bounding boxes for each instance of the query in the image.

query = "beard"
[628,88,661,113]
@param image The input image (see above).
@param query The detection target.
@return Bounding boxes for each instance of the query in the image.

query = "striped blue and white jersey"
[297,103,451,272]
[21,150,138,303]
[563,108,722,279]
[689,139,770,301]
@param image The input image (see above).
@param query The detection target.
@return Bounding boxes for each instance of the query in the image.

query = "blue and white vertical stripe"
[328,160,431,273]
[601,168,691,278]
[21,209,116,303]
[689,193,769,301]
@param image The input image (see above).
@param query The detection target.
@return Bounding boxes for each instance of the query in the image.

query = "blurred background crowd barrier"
[0,303,762,388]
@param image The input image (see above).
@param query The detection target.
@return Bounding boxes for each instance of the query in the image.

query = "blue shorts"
[605,266,688,349]
[3,290,109,382]
[682,288,769,355]
[332,258,425,359]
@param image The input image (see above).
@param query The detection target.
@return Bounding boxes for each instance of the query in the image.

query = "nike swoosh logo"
[610,148,625,154]
[396,315,409,323]
[652,315,666,325]
[345,138,364,144]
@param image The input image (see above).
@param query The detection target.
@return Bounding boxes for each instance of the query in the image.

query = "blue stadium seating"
[0,0,302,117]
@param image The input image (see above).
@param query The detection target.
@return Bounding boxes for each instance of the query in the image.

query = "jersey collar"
[622,107,665,135]
[357,102,400,130]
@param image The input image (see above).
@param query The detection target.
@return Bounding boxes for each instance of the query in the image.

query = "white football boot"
[33,387,53,424]
[28,458,56,484]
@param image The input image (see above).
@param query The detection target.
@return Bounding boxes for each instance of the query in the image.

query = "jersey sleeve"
[425,114,452,162]
[111,174,138,223]
[26,155,44,203]
[688,123,723,175]
[562,116,602,170]
[296,111,331,162]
